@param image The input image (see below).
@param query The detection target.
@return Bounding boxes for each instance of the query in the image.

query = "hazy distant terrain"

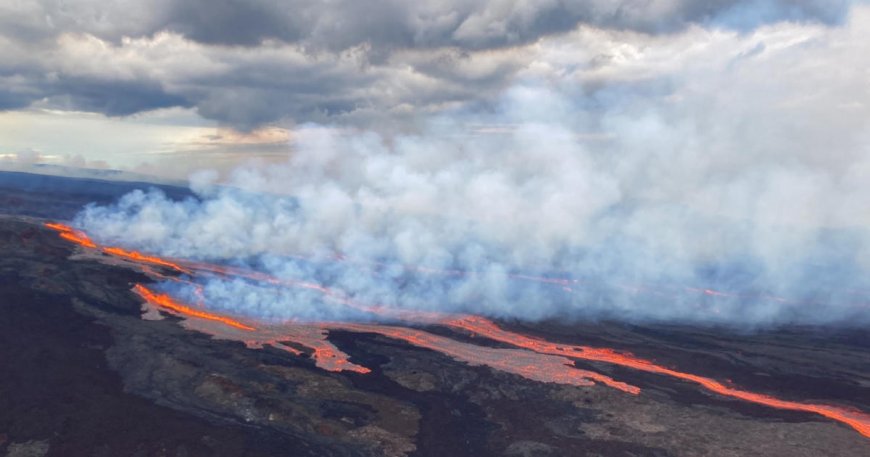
[0,170,192,219]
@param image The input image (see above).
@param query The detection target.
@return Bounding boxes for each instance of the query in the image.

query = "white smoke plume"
[75,11,870,327]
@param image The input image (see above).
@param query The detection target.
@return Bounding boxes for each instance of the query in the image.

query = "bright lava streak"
[45,222,189,273]
[443,315,870,439]
[103,247,191,274]
[133,284,256,331]
[44,221,870,440]
[329,322,639,393]
[45,222,97,248]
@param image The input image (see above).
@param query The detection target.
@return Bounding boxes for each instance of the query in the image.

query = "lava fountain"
[44,221,870,439]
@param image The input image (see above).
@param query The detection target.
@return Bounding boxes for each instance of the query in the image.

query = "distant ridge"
[0,170,194,220]
[0,163,185,187]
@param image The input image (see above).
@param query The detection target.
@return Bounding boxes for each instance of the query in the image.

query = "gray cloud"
[0,0,856,129]
[14,1,851,48]
[50,77,191,116]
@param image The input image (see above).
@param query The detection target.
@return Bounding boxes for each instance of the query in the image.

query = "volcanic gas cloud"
[45,222,870,440]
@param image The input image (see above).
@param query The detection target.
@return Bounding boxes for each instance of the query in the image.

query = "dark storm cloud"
[51,78,192,116]
[188,60,377,129]
[51,0,848,50]
[15,0,847,49]
[0,0,856,128]
[0,90,37,111]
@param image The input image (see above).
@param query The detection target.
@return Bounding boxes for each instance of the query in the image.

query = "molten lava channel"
[44,223,189,273]
[331,322,639,393]
[133,284,256,331]
[442,316,870,439]
[44,221,870,439]
[45,222,97,248]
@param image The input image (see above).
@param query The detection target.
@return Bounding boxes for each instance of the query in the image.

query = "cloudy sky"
[1,0,866,178]
[0,0,859,325]
[1,0,867,325]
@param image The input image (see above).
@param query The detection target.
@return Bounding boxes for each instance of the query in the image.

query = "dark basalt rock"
[0,174,869,456]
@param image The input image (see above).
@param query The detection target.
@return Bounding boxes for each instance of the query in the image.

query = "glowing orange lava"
[104,247,191,274]
[43,222,75,233]
[133,282,371,373]
[331,322,638,393]
[44,222,189,273]
[44,221,870,440]
[133,284,256,331]
[442,315,870,439]
[305,343,371,374]
[44,222,97,248]
[248,327,372,374]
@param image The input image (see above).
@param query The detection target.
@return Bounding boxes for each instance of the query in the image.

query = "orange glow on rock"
[58,231,97,248]
[309,344,372,374]
[45,221,189,273]
[44,222,97,248]
[44,222,73,232]
[103,247,191,274]
[43,221,870,439]
[133,284,255,331]
[330,322,638,393]
[442,315,870,439]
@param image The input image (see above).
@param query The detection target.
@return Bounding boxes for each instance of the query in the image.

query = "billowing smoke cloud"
[73,7,870,328]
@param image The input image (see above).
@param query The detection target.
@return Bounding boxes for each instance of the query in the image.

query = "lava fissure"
[44,221,870,439]
[134,284,256,331]
[331,322,640,393]
[45,223,189,273]
[441,315,870,439]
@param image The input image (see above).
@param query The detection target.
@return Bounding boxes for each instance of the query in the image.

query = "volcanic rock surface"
[1,172,869,456]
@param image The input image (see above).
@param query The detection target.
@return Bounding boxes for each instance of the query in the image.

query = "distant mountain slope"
[0,170,193,220]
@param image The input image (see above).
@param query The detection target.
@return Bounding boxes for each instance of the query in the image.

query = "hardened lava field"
[1,171,869,457]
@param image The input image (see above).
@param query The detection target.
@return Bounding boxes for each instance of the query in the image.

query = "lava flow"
[44,221,870,440]
[103,247,191,274]
[44,223,189,274]
[133,282,371,373]
[442,315,870,439]
[330,322,639,393]
[134,284,256,331]
[44,222,97,248]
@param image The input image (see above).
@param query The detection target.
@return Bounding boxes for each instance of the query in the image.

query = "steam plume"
[74,14,870,327]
